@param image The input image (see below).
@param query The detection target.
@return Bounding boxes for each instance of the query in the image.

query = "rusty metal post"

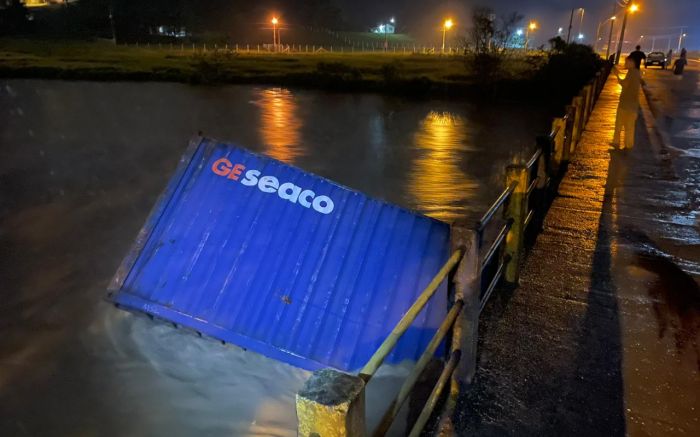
[571,96,583,146]
[551,117,567,169]
[504,165,528,285]
[449,225,480,385]
[564,106,575,157]
[296,369,366,437]
[582,85,592,123]
[436,224,480,434]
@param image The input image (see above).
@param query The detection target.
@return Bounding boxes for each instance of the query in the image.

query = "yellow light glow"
[629,4,639,13]
[528,21,538,31]
[271,17,278,25]
[611,16,617,20]
[409,111,476,222]
[444,19,454,30]
[257,88,302,163]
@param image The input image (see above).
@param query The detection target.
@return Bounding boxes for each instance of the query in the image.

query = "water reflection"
[410,111,477,222]
[254,88,303,163]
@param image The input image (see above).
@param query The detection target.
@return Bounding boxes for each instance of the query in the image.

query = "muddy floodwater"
[0,80,550,436]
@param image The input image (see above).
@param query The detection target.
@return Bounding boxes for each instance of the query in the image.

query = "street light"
[525,21,537,50]
[271,17,278,51]
[615,2,639,65]
[595,15,615,54]
[442,19,454,53]
[677,32,687,52]
[567,7,584,43]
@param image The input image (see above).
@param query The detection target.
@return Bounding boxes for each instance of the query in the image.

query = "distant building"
[372,23,395,34]
[20,0,75,7]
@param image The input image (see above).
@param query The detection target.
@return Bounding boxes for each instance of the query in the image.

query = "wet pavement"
[455,64,700,436]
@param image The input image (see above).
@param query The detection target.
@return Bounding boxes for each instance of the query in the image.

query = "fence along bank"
[105,63,611,436]
[296,63,612,437]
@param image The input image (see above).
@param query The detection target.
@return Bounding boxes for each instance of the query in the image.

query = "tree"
[469,7,523,54]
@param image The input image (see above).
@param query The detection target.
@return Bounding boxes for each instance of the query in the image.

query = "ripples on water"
[410,111,478,222]
[0,80,549,436]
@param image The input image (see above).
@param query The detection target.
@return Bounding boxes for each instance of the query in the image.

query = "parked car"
[645,52,667,68]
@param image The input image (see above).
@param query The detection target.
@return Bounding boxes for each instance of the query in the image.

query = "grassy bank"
[0,38,546,97]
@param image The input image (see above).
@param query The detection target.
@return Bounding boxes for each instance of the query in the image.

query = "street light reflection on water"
[0,79,551,436]
[410,111,476,222]
[255,88,302,163]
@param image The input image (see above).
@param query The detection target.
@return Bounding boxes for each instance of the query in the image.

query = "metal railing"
[296,62,613,437]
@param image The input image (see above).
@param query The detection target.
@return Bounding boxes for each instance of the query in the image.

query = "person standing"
[665,49,673,70]
[612,57,644,151]
[674,49,688,75]
[628,45,647,69]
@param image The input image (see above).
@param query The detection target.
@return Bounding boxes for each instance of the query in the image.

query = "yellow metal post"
[504,164,528,284]
[359,250,463,381]
[407,351,461,437]
[436,225,480,435]
[450,227,480,384]
[373,301,463,437]
[296,369,366,437]
[583,84,593,122]
[551,118,567,170]
[571,95,584,145]
[565,105,576,156]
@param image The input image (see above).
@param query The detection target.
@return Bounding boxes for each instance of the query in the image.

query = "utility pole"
[677,28,686,53]
[567,8,574,43]
[615,1,634,65]
[108,1,116,44]
[606,2,617,60]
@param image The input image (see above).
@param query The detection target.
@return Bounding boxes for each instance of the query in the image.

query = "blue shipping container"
[109,137,451,372]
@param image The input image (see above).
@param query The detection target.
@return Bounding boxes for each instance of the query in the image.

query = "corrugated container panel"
[109,137,451,372]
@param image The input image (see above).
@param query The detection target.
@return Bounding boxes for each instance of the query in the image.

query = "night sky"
[338,0,700,49]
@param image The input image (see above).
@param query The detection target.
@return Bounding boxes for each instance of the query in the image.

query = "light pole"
[442,19,453,54]
[615,3,639,65]
[525,21,537,51]
[677,30,687,53]
[567,8,584,43]
[578,8,585,40]
[595,15,615,53]
[271,17,278,52]
[385,17,394,51]
[606,15,617,59]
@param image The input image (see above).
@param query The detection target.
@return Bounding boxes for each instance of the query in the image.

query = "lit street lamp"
[271,17,278,52]
[567,7,584,43]
[595,15,616,54]
[605,15,617,59]
[525,21,537,50]
[615,2,639,65]
[677,31,687,52]
[442,19,453,53]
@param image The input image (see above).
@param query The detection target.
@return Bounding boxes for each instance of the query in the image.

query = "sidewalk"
[455,67,700,436]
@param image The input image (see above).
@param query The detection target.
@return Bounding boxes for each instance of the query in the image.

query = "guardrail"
[295,62,612,437]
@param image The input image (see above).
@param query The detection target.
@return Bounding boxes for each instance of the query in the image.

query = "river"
[0,79,550,436]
